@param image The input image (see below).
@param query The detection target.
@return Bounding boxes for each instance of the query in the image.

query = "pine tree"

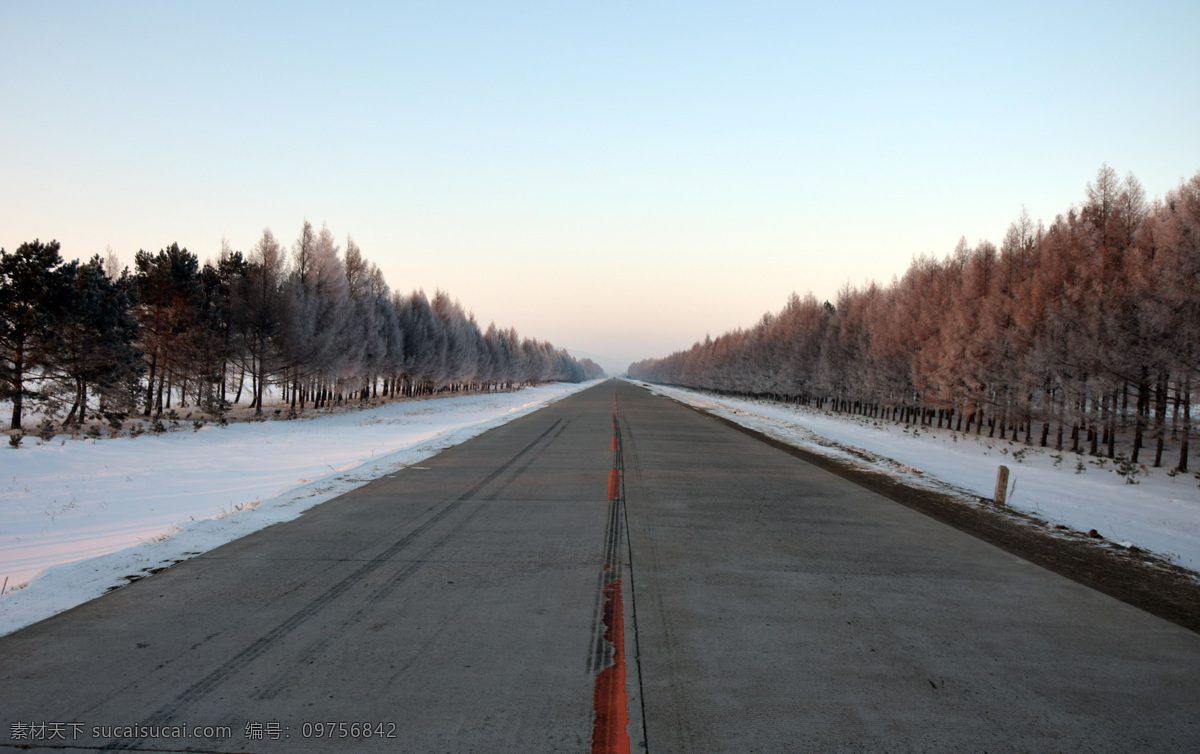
[0,240,70,430]
[133,243,204,416]
[50,256,140,426]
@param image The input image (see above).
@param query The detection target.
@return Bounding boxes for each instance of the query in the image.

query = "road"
[2,379,1199,752]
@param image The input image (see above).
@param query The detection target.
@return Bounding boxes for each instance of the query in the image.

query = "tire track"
[482,420,572,502]
[254,420,572,700]
[106,419,564,749]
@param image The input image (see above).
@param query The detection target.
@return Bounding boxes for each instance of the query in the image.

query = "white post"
[994,465,1010,505]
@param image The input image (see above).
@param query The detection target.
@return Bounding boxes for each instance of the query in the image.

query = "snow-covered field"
[641,382,1200,575]
[0,382,596,636]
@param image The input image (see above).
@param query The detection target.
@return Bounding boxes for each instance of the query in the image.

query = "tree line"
[1,221,604,431]
[630,166,1200,471]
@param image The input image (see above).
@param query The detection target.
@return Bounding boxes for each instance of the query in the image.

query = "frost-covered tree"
[630,165,1198,469]
[232,229,289,415]
[4,219,599,432]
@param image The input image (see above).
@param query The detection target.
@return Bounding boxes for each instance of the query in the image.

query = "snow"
[0,382,597,636]
[640,382,1200,576]
[7,377,1196,638]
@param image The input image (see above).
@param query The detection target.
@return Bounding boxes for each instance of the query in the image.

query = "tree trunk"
[1108,387,1118,459]
[1132,380,1147,463]
[254,368,265,416]
[233,366,245,406]
[156,370,167,414]
[143,351,157,417]
[66,392,81,426]
[1179,379,1191,473]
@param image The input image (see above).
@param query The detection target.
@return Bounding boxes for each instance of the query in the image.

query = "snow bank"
[642,382,1200,575]
[0,382,596,636]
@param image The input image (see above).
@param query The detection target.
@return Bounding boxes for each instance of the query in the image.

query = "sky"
[3,2,1198,374]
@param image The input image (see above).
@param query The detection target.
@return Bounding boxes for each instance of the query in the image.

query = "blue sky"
[3,1,1198,373]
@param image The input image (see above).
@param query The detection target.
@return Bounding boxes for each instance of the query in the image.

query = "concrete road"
[3,380,1200,753]
[619,380,1200,752]
[1,384,629,753]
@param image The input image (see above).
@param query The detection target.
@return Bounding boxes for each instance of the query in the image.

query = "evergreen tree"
[0,240,70,429]
[133,243,204,415]
[50,256,141,426]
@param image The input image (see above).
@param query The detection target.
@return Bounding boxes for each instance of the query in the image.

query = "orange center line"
[591,580,629,754]
[593,402,630,753]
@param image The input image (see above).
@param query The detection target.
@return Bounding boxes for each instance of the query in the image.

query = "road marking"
[592,579,629,754]
[592,400,630,753]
